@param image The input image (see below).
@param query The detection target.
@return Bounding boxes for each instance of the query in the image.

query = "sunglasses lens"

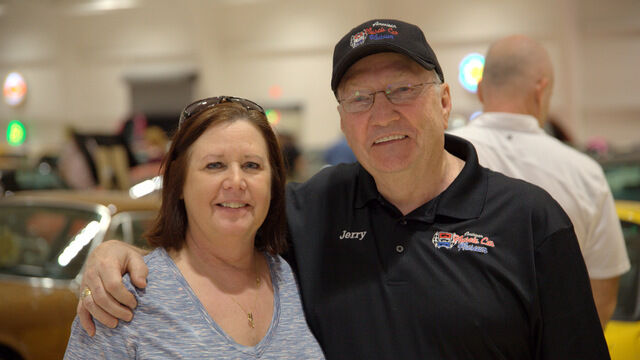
[236,99,265,113]
[188,98,216,117]
[178,96,265,128]
[179,97,218,126]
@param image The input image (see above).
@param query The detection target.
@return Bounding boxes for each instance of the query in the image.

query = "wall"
[0,0,638,158]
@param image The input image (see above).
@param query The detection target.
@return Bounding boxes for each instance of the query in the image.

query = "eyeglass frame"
[178,96,266,129]
[337,81,441,113]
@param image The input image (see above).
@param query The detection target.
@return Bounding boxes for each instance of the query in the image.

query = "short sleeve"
[63,316,136,359]
[534,227,610,359]
[64,276,138,359]
[582,186,630,279]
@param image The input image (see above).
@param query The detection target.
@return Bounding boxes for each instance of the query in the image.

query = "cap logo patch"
[432,231,495,254]
[367,23,398,38]
[350,30,368,48]
[350,22,400,48]
[371,21,397,28]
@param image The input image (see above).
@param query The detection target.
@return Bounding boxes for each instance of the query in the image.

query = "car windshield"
[106,211,156,250]
[0,204,104,279]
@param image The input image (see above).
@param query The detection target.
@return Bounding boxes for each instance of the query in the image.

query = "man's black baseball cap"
[331,19,444,94]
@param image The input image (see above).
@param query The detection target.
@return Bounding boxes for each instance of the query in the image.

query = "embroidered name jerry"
[339,230,367,240]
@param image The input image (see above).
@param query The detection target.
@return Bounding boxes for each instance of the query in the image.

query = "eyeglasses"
[338,82,440,113]
[178,96,265,128]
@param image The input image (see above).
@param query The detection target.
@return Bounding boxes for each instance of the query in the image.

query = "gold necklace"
[227,256,261,328]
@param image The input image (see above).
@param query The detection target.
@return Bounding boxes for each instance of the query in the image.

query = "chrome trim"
[0,272,80,291]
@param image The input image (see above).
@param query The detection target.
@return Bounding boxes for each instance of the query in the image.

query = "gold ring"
[81,287,92,299]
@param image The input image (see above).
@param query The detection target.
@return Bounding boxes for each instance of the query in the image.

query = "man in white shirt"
[450,34,630,327]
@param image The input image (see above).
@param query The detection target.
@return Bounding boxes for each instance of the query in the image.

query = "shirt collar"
[354,164,380,208]
[354,134,487,221]
[470,112,544,134]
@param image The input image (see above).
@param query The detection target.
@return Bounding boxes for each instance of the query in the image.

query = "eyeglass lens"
[341,82,437,113]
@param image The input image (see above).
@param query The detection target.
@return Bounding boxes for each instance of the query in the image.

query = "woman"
[64,96,324,358]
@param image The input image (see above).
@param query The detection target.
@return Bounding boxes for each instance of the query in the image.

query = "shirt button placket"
[396,218,408,253]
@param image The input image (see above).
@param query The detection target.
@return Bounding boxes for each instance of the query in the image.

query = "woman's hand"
[76,240,149,336]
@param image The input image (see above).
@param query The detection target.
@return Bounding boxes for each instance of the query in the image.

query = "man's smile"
[373,134,408,145]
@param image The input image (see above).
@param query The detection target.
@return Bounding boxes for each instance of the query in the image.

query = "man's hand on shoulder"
[77,240,149,336]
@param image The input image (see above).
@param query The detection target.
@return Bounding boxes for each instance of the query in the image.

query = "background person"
[76,20,609,359]
[450,34,630,327]
[65,96,323,359]
[323,135,356,166]
[277,132,306,182]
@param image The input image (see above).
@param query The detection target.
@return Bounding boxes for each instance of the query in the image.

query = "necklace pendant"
[248,312,255,328]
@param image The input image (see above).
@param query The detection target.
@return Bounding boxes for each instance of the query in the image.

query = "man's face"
[337,52,451,176]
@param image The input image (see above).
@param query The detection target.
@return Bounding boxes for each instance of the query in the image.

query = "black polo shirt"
[285,134,609,360]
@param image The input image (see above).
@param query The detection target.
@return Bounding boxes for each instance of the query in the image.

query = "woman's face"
[182,119,272,243]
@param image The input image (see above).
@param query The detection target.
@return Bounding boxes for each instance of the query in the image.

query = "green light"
[265,109,281,125]
[7,120,26,146]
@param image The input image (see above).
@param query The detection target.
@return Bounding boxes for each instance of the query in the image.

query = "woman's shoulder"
[266,253,298,292]
[266,253,291,274]
[124,248,180,299]
[143,247,170,270]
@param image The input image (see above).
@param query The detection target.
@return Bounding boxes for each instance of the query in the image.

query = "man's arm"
[77,240,149,336]
[590,277,620,328]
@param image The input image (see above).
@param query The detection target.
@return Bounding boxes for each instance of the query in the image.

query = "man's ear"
[534,77,550,107]
[477,79,484,103]
[440,83,452,129]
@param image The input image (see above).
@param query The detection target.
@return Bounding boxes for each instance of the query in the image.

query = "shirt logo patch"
[339,230,367,241]
[432,231,495,254]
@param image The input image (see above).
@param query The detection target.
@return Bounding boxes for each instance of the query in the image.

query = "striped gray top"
[65,248,324,359]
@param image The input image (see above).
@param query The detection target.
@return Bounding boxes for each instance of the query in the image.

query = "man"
[78,20,610,359]
[450,35,630,327]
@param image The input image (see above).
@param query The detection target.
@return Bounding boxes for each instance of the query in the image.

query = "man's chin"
[361,158,413,176]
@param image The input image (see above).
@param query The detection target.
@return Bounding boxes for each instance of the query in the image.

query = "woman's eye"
[206,162,223,169]
[244,162,261,170]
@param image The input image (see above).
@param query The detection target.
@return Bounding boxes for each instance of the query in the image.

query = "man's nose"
[370,91,398,126]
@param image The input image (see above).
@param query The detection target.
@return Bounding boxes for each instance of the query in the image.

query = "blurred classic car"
[0,154,68,197]
[600,152,640,202]
[0,190,159,360]
[605,200,640,359]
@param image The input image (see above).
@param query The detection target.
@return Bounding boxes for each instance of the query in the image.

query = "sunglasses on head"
[178,96,265,129]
